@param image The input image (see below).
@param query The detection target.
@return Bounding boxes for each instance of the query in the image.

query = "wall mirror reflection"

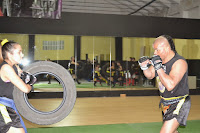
[0,33,199,93]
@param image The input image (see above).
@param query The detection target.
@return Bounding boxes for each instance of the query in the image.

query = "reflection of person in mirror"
[115,61,124,86]
[94,63,103,86]
[128,57,136,86]
[106,61,116,87]
[0,0,3,16]
[46,58,52,84]
[46,58,60,84]
[85,58,93,81]
[68,56,81,84]
[138,35,191,133]
[0,8,3,16]
[0,1,3,16]
[0,39,36,133]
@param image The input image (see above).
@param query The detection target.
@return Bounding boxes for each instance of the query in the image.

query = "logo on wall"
[0,0,62,19]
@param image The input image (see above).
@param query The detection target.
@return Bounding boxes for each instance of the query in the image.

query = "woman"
[68,56,81,84]
[0,39,36,133]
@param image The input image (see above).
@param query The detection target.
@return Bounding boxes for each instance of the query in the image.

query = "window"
[43,40,64,50]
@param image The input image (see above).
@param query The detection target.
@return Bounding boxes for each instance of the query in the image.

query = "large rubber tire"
[13,61,76,125]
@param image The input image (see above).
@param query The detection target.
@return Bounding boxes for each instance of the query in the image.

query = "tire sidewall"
[13,61,76,125]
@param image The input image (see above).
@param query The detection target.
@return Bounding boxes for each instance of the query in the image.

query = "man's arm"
[138,57,155,79]
[157,59,187,91]
[143,65,155,79]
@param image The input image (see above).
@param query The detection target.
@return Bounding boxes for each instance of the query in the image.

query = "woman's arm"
[1,64,32,93]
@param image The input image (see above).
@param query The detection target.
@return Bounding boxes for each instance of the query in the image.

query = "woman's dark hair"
[1,40,18,59]
[161,35,177,53]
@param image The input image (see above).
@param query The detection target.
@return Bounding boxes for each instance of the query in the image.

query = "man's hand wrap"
[138,56,150,70]
[151,55,163,71]
[21,72,37,86]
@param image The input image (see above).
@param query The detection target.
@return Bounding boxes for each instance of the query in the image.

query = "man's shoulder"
[175,53,185,60]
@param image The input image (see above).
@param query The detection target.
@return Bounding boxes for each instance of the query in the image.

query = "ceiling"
[62,0,200,19]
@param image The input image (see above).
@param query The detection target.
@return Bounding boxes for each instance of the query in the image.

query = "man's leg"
[160,118,179,133]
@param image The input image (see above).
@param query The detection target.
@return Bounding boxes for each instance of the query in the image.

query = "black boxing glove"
[150,55,163,71]
[138,56,150,70]
[21,71,37,86]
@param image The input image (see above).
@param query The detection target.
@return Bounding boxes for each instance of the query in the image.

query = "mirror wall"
[1,33,200,92]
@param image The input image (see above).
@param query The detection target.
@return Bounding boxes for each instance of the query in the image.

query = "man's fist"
[151,55,163,71]
[138,56,150,70]
[21,72,37,86]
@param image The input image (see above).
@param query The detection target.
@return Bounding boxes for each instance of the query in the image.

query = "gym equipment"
[13,61,76,125]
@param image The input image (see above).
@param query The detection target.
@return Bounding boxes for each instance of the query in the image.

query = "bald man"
[139,35,191,133]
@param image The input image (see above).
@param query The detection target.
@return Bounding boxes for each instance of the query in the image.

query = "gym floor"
[25,95,200,128]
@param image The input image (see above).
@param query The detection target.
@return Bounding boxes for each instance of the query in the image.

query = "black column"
[74,36,81,61]
[115,37,122,61]
[28,35,35,63]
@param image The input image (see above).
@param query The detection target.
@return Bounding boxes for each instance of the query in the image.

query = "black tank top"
[0,61,18,99]
[70,63,75,70]
[156,53,189,98]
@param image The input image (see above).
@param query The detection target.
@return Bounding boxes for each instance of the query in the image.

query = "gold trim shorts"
[0,104,23,133]
[162,96,191,126]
